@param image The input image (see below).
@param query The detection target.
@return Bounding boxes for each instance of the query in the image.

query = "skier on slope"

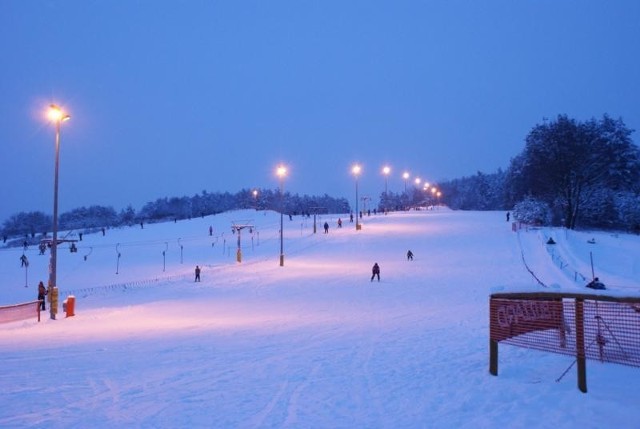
[371,263,380,282]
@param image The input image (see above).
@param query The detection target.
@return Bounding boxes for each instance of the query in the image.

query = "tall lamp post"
[47,104,70,320]
[352,164,362,230]
[402,171,410,193]
[252,189,258,210]
[276,165,287,266]
[382,165,390,212]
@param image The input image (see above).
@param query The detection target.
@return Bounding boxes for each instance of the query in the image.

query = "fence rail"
[0,300,41,324]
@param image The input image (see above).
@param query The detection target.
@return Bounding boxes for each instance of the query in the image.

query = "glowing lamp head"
[276,165,287,178]
[382,166,391,176]
[414,177,421,185]
[48,104,70,122]
[352,164,362,177]
[402,172,410,180]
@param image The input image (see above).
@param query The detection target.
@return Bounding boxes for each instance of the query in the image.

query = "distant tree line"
[0,189,349,246]
[434,114,640,231]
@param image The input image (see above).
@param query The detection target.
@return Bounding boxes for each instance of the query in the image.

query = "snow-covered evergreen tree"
[506,114,640,229]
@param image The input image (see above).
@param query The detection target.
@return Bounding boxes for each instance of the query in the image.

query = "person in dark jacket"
[195,265,201,282]
[407,250,414,261]
[371,263,380,282]
[323,222,329,234]
[37,281,47,310]
[586,277,605,290]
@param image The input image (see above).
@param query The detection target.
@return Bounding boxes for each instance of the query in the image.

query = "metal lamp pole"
[276,165,287,266]
[48,104,70,320]
[352,164,361,230]
[382,165,390,212]
[383,166,390,195]
[355,176,359,230]
[279,185,284,266]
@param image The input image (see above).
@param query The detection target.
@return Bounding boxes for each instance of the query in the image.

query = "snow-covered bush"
[512,196,551,226]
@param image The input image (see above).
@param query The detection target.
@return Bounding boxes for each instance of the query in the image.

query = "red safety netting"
[0,301,40,324]
[490,293,640,368]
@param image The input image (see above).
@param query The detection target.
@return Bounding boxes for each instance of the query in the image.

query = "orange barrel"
[65,295,75,317]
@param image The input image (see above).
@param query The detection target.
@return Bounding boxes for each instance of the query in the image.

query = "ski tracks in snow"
[246,362,322,428]
[242,319,394,428]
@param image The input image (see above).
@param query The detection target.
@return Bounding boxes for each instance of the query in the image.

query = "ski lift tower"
[231,222,254,263]
[309,206,328,234]
[361,196,371,214]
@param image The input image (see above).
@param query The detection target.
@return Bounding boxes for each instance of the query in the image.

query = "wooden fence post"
[575,298,587,393]
[490,339,498,376]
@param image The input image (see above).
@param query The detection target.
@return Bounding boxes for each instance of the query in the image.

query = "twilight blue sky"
[1,1,639,222]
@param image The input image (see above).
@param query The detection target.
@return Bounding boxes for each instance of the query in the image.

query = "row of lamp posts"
[268,163,442,267]
[42,103,440,306]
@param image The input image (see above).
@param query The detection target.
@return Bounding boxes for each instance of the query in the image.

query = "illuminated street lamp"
[414,177,421,186]
[402,171,410,193]
[47,104,70,320]
[252,189,258,209]
[352,164,362,230]
[382,165,390,195]
[276,165,287,266]
[382,165,391,212]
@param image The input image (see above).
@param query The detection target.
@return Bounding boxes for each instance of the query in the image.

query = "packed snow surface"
[1,209,639,428]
